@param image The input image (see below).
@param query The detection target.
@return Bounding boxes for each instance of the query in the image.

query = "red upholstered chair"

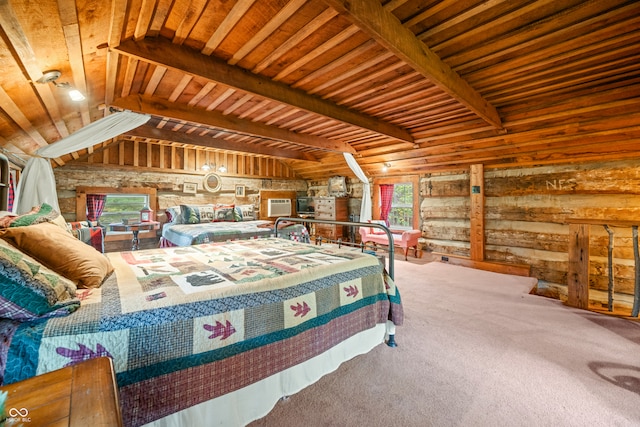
[67,221,106,253]
[359,224,422,260]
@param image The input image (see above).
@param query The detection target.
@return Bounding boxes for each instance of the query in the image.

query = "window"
[373,175,419,230]
[76,186,156,240]
[98,194,150,227]
[388,183,413,230]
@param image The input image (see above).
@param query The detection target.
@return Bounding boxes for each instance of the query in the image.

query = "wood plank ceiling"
[0,0,638,180]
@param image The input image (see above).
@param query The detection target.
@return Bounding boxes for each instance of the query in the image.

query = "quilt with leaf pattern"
[0,237,402,427]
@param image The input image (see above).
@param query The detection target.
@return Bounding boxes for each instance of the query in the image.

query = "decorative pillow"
[67,223,105,253]
[233,206,243,222]
[0,203,68,231]
[0,222,114,289]
[179,204,215,224]
[237,204,255,221]
[164,206,182,223]
[214,204,236,222]
[368,219,387,234]
[0,238,79,321]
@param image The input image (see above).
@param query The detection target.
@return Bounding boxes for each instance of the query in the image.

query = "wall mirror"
[203,172,222,193]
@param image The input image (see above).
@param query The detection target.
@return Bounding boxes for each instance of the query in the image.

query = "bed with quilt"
[0,218,402,427]
[160,203,309,247]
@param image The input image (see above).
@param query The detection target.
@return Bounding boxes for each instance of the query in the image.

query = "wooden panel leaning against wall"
[420,158,640,310]
[54,164,308,251]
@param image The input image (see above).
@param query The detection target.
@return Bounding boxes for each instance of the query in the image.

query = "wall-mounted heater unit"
[267,199,292,217]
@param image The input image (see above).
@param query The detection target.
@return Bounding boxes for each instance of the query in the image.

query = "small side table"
[110,221,160,250]
[0,357,122,426]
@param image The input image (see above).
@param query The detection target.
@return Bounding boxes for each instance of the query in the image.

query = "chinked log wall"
[54,140,308,250]
[421,159,640,303]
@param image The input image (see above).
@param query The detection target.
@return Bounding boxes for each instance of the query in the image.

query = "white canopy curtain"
[14,111,150,214]
[343,152,371,222]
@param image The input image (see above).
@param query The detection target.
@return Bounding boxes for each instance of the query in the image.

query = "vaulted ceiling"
[0,0,639,180]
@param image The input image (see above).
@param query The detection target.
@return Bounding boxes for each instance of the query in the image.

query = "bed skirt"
[145,323,387,426]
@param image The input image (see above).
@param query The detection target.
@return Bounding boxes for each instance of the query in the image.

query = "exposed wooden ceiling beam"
[125,124,318,162]
[113,37,413,144]
[57,0,90,127]
[0,0,69,144]
[111,94,352,154]
[322,0,503,130]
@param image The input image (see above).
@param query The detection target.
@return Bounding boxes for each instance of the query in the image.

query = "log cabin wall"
[421,159,640,307]
[55,166,307,222]
[53,142,308,250]
[55,140,306,218]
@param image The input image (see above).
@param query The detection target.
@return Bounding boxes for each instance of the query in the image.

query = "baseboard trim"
[432,252,531,277]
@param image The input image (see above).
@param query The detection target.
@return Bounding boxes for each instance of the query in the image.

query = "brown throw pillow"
[0,222,114,288]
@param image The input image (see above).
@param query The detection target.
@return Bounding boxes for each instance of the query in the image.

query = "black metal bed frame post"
[274,217,395,281]
[274,217,398,347]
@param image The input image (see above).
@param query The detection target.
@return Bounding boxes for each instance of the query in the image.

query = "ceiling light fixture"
[218,165,227,173]
[201,163,212,171]
[36,70,86,102]
[382,162,391,173]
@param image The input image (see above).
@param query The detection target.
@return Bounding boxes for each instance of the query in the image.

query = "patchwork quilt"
[161,220,309,246]
[0,238,402,427]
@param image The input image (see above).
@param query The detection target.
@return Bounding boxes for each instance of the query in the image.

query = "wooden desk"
[110,221,160,250]
[0,357,122,426]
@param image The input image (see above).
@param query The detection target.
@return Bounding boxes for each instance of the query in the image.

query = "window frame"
[76,186,157,242]
[372,175,420,231]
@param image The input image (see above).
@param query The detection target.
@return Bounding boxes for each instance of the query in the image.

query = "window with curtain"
[374,177,418,231]
[76,186,156,239]
[387,183,414,230]
[97,194,150,229]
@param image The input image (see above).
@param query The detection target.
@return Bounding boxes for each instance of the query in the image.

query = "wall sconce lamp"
[382,162,391,173]
[36,70,85,102]
[201,163,227,173]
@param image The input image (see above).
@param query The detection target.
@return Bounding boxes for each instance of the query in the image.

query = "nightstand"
[0,357,122,426]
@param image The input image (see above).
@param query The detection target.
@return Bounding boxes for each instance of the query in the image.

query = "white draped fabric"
[343,152,372,222]
[14,157,59,214]
[14,111,150,213]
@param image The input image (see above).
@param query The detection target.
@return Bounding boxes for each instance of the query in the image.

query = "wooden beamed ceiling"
[0,0,638,180]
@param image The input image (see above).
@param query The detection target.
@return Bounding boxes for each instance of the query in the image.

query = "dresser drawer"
[314,205,335,218]
[315,224,337,240]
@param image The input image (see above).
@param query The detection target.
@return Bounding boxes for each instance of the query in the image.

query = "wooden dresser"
[314,196,349,241]
[0,357,122,426]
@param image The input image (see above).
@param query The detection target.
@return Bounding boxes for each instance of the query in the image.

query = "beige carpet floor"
[250,259,640,426]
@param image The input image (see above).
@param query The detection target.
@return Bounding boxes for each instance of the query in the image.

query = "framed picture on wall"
[328,176,347,196]
[183,182,198,194]
[235,185,246,197]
